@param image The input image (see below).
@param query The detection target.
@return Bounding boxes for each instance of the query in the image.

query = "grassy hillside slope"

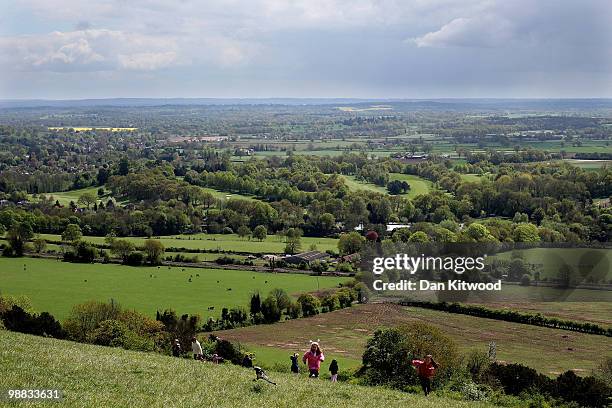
[0,331,493,408]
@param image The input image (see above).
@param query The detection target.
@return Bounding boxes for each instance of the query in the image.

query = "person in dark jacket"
[329,359,339,382]
[242,354,254,368]
[290,353,300,374]
[411,355,439,396]
[171,339,182,357]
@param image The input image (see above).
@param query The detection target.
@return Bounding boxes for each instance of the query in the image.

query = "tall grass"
[0,331,493,408]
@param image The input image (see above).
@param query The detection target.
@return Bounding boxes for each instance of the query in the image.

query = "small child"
[303,341,325,378]
[290,353,300,374]
[329,359,339,382]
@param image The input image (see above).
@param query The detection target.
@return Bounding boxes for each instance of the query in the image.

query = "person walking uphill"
[290,353,300,374]
[329,359,339,382]
[303,341,325,378]
[172,339,182,357]
[411,355,438,396]
[191,336,203,360]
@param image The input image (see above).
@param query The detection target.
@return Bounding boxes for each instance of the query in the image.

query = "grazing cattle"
[227,288,232,291]
[208,306,215,310]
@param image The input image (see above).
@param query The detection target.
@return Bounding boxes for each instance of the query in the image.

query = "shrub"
[87,319,156,351]
[310,260,328,274]
[554,370,612,408]
[361,322,461,389]
[286,301,301,319]
[460,381,490,401]
[216,256,237,265]
[143,239,164,265]
[336,262,353,273]
[595,356,612,387]
[215,338,244,365]
[88,319,129,346]
[486,363,548,396]
[321,294,340,312]
[466,350,491,382]
[156,309,200,349]
[519,274,531,286]
[260,295,281,323]
[269,288,291,311]
[338,232,365,255]
[63,300,122,342]
[126,252,145,266]
[0,306,65,338]
[0,294,33,314]
[297,293,320,317]
[336,288,356,308]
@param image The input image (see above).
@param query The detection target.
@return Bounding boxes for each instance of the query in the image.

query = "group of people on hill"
[290,341,338,381]
[172,337,437,395]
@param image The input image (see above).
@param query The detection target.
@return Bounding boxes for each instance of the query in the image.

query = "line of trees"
[400,300,612,336]
[203,282,367,332]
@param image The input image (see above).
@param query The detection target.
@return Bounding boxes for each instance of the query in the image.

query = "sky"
[0,0,611,99]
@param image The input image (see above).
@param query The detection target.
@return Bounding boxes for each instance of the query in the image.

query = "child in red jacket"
[303,341,325,378]
[411,355,439,396]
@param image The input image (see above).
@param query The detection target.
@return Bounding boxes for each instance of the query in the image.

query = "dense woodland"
[0,103,611,248]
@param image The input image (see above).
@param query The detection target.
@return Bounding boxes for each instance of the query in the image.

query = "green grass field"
[494,247,612,282]
[341,173,432,199]
[199,187,259,202]
[37,233,339,255]
[459,173,487,182]
[33,186,108,206]
[218,303,612,376]
[0,257,348,321]
[0,331,489,408]
[564,159,611,169]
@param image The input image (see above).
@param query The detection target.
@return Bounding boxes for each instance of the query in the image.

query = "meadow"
[37,233,339,254]
[48,126,138,131]
[217,303,612,376]
[0,331,490,408]
[494,247,612,282]
[0,257,349,320]
[33,186,108,206]
[340,173,432,199]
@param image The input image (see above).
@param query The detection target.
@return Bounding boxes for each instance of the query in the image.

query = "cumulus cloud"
[1,0,610,97]
[0,29,180,72]
[0,27,258,72]
[411,0,612,49]
[413,15,516,48]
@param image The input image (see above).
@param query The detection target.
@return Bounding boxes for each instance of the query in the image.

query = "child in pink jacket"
[303,341,325,377]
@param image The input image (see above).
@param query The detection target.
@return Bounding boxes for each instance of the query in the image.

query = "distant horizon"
[3,97,612,110]
[3,97,612,101]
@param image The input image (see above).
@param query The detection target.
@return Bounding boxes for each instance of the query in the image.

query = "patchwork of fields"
[217,303,612,376]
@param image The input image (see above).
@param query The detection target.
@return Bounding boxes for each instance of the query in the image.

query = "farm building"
[284,251,330,265]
